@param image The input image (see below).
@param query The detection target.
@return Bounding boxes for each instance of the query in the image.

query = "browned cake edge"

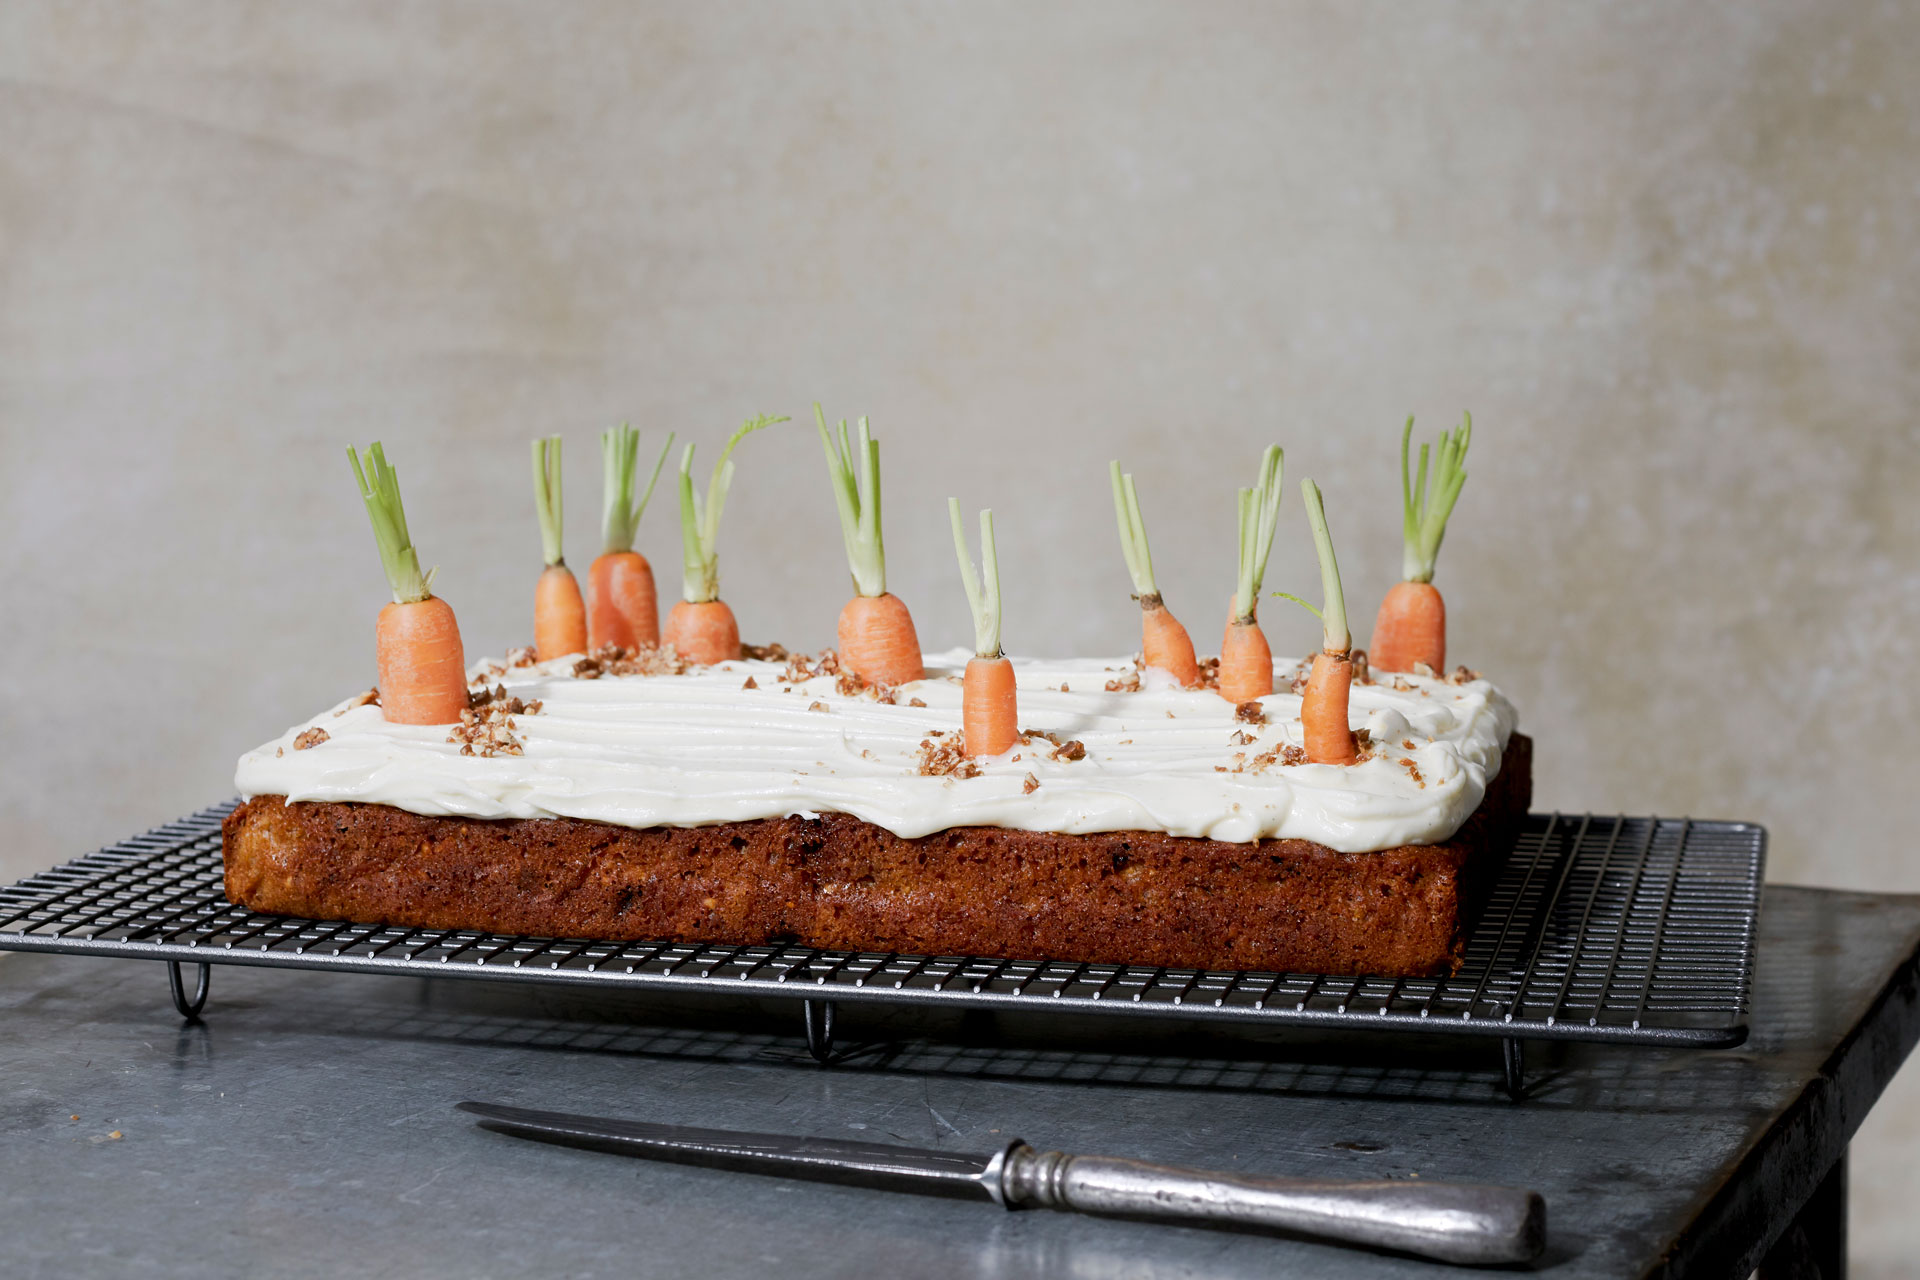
[223,734,1531,977]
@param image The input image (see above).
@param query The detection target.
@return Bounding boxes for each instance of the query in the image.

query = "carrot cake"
[225,647,1527,975]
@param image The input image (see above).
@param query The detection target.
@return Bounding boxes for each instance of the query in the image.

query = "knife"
[457,1101,1545,1265]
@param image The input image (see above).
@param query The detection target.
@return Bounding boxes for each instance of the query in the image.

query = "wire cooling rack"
[0,803,1763,1098]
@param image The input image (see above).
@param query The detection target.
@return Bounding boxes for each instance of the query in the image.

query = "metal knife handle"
[1000,1145,1545,1265]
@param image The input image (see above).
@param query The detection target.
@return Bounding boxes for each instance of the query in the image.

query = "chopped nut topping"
[1021,773,1041,794]
[1392,676,1414,692]
[335,687,380,716]
[808,701,830,713]
[1234,701,1266,725]
[1401,757,1426,788]
[908,697,928,708]
[831,667,899,704]
[1228,729,1257,747]
[1103,664,1143,693]
[1195,656,1222,691]
[293,727,330,750]
[1411,660,1437,678]
[742,642,790,662]
[1351,649,1372,685]
[1280,744,1310,766]
[571,643,689,680]
[1446,665,1482,685]
[916,735,981,779]
[507,646,538,668]
[742,676,758,690]
[1288,663,1312,695]
[782,648,843,683]
[448,689,543,757]
[1020,729,1086,762]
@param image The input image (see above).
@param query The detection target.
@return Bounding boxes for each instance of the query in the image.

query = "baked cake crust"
[224,735,1528,977]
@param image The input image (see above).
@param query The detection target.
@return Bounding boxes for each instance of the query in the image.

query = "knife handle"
[999,1145,1545,1265]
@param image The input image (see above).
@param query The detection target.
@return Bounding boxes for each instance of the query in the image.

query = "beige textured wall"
[3,2,1916,1269]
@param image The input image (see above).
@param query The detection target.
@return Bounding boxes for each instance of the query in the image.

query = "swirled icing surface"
[235,648,1517,852]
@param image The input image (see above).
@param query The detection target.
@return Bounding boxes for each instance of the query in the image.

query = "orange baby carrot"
[663,599,740,666]
[837,593,923,685]
[530,435,587,661]
[1110,460,1199,687]
[1216,445,1284,704]
[817,406,923,686]
[1277,478,1360,765]
[662,412,788,664]
[1370,414,1470,674]
[950,498,1016,756]
[588,424,674,651]
[347,443,468,725]
[375,596,467,725]
[963,654,1017,758]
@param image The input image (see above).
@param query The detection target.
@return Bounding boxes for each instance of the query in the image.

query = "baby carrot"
[1370,414,1470,674]
[530,435,587,662]
[347,443,468,725]
[662,412,788,664]
[1109,460,1199,687]
[950,498,1015,757]
[1217,445,1285,704]
[817,405,923,687]
[1276,478,1361,765]
[588,424,674,651]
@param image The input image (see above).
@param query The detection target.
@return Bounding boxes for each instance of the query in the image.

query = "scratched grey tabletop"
[2,884,1916,1279]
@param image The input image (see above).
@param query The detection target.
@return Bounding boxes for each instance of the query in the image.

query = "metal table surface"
[2,884,1914,1280]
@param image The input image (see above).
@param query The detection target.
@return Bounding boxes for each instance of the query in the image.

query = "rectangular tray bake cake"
[223,648,1529,977]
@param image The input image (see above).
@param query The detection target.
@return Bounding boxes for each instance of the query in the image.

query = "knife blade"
[457,1101,1545,1265]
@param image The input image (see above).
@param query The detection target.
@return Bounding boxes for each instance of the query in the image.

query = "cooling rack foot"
[1501,1037,1525,1101]
[167,961,210,1020]
[803,998,836,1064]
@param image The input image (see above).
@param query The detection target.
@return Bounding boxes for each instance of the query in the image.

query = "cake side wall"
[221,735,1531,977]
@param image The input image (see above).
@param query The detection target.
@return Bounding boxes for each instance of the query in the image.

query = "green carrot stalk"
[1398,412,1471,584]
[1109,460,1157,600]
[816,405,887,598]
[1232,444,1285,622]
[676,413,788,603]
[347,442,433,604]
[949,498,1002,658]
[531,435,567,567]
[600,425,674,556]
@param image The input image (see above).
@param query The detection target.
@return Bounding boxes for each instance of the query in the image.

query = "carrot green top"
[347,442,435,605]
[1108,460,1161,601]
[531,435,568,568]
[1398,413,1472,584]
[1298,478,1351,653]
[600,424,674,557]
[676,413,788,604]
[815,405,888,598]
[948,499,1002,659]
[1232,445,1285,623]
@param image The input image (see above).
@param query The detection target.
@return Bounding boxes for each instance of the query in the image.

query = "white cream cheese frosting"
[235,648,1517,853]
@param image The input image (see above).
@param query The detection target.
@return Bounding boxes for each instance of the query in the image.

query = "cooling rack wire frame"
[0,805,1763,1100]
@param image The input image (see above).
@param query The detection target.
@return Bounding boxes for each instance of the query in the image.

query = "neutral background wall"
[3,2,1916,1269]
